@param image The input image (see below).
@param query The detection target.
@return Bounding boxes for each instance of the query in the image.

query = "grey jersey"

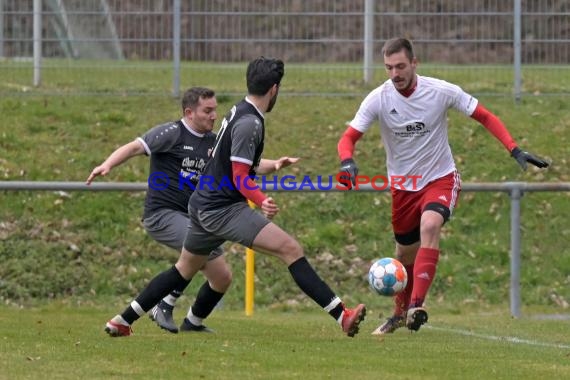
[139,119,216,219]
[190,98,264,210]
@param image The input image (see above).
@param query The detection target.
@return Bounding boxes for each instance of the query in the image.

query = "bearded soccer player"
[88,87,231,333]
[105,56,366,338]
[337,37,549,335]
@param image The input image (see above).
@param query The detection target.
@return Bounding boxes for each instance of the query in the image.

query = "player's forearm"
[256,159,278,174]
[101,140,145,170]
[232,161,267,207]
[338,126,363,160]
[470,104,517,152]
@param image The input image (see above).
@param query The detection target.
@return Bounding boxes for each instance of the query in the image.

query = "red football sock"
[410,248,440,308]
[394,264,414,316]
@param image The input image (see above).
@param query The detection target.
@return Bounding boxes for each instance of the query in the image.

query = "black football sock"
[121,266,190,324]
[288,257,344,320]
[190,281,225,319]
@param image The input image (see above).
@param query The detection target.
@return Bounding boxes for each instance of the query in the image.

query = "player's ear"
[411,57,419,69]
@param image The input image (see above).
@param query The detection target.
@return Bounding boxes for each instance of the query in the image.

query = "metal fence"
[1,0,569,97]
[2,180,570,318]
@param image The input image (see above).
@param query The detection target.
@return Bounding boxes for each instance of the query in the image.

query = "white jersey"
[349,75,478,191]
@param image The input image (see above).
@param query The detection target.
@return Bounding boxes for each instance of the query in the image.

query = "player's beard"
[266,92,278,113]
[392,77,409,91]
[393,72,416,93]
[195,120,214,134]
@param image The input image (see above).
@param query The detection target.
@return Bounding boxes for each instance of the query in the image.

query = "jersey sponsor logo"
[181,157,207,172]
[405,122,425,131]
[394,122,430,138]
[183,145,194,150]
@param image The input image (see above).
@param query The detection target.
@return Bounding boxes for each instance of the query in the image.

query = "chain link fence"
[0,0,569,96]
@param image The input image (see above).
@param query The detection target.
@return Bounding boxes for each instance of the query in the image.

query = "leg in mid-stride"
[184,202,367,338]
[148,250,230,334]
[143,209,232,334]
[105,264,195,337]
[249,215,366,337]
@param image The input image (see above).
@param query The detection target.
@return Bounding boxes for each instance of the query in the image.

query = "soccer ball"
[368,257,408,296]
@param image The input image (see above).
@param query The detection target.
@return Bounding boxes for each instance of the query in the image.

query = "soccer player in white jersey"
[337,37,549,335]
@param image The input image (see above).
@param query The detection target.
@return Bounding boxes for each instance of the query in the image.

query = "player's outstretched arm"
[86,140,145,184]
[470,104,550,171]
[257,157,300,174]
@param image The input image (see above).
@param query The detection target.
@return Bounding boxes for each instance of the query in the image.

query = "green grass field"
[0,61,569,378]
[1,304,569,380]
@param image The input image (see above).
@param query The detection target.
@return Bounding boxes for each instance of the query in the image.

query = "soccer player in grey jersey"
[87,87,230,333]
[103,57,366,338]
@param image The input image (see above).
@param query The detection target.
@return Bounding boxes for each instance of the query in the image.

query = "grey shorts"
[143,208,223,259]
[184,203,271,255]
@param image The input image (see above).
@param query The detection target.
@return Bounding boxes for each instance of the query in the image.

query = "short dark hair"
[246,57,285,96]
[382,38,415,61]
[181,87,215,112]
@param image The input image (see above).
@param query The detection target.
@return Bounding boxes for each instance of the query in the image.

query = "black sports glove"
[511,147,549,170]
[338,158,359,189]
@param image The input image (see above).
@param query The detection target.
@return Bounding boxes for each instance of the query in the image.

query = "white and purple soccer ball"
[368,257,408,296]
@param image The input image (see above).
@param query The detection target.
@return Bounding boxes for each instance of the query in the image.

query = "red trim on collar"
[398,80,417,98]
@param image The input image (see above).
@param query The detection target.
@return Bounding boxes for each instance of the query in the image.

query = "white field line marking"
[425,325,570,349]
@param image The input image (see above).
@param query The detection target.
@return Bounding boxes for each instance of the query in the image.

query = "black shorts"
[184,202,271,255]
[143,208,223,259]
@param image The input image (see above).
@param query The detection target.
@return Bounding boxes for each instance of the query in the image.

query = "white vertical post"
[0,0,4,58]
[101,0,123,60]
[513,0,522,102]
[509,185,522,318]
[363,0,374,85]
[172,0,181,97]
[33,0,42,87]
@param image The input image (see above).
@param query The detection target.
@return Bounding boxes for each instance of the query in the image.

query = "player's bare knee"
[175,261,192,280]
[216,268,233,290]
[277,237,303,262]
[203,258,233,290]
[419,219,441,239]
[176,248,208,279]
[210,272,232,292]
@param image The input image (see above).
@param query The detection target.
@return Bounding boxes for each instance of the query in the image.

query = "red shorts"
[391,171,461,245]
